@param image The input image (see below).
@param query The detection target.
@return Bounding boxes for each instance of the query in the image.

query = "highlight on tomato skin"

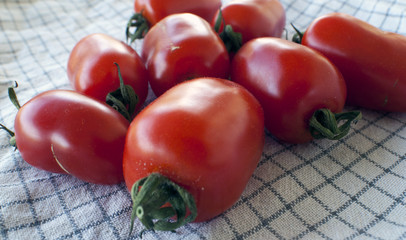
[127,0,222,42]
[13,89,130,185]
[141,13,230,97]
[123,77,265,233]
[211,0,286,45]
[134,0,222,26]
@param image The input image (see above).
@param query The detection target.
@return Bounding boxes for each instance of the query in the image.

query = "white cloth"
[0,0,405,239]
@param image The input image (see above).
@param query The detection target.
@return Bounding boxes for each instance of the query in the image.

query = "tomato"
[135,0,221,26]
[127,0,222,41]
[141,13,230,97]
[14,90,129,185]
[67,33,149,118]
[231,37,360,144]
[300,13,406,112]
[212,0,286,46]
[123,77,264,232]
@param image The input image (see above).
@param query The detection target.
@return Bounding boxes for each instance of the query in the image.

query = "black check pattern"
[1,0,405,239]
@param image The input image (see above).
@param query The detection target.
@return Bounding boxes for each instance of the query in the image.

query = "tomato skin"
[134,0,221,26]
[231,38,347,144]
[123,77,264,222]
[141,13,230,97]
[14,90,129,185]
[67,33,149,113]
[211,0,286,44]
[301,13,406,112]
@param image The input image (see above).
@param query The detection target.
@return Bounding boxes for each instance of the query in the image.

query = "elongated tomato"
[123,77,264,230]
[301,13,406,112]
[14,90,129,184]
[141,13,230,97]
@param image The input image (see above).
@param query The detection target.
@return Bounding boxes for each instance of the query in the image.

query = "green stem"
[213,9,242,53]
[309,108,362,140]
[126,12,150,44]
[1,82,21,149]
[105,63,139,121]
[291,23,304,44]
[0,123,16,148]
[129,173,197,237]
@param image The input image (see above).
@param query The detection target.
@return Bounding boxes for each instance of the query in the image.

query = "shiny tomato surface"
[123,77,264,222]
[141,13,230,97]
[231,38,347,143]
[134,0,221,26]
[67,33,149,114]
[212,0,286,44]
[14,90,129,184]
[301,13,406,112]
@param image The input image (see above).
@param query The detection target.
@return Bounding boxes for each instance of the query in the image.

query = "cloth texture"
[0,0,406,239]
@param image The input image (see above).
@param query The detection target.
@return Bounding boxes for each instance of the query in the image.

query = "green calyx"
[129,173,197,237]
[126,12,150,44]
[105,63,139,121]
[1,82,21,149]
[214,9,243,53]
[309,108,362,140]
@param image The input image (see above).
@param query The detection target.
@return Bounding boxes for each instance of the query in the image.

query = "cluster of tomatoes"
[3,0,405,236]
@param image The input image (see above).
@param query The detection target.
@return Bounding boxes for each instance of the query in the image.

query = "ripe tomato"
[127,0,221,42]
[134,0,221,26]
[123,77,264,232]
[231,37,360,144]
[300,13,406,112]
[67,33,149,117]
[212,0,286,45]
[141,13,230,97]
[14,90,129,185]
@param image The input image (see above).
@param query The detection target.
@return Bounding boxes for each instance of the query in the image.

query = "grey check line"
[12,3,59,91]
[262,154,354,240]
[379,0,400,30]
[8,151,47,240]
[225,141,336,240]
[211,143,295,240]
[52,187,133,240]
[0,174,85,208]
[348,190,406,240]
[307,142,406,237]
[231,117,397,240]
[0,206,6,239]
[48,173,85,240]
[84,182,122,239]
[180,223,208,240]
[360,109,406,138]
[339,126,406,202]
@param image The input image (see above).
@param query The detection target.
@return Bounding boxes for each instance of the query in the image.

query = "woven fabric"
[0,0,405,239]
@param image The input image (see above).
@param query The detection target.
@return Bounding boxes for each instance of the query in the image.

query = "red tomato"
[212,0,286,44]
[301,13,406,112]
[134,0,221,27]
[123,77,264,230]
[231,37,349,144]
[141,13,230,97]
[67,33,149,116]
[14,90,129,185]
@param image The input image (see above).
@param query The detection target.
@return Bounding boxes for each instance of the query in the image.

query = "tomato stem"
[309,108,362,140]
[0,123,16,148]
[291,23,304,44]
[106,63,139,121]
[126,12,150,44]
[129,173,197,236]
[214,9,243,53]
[0,82,21,149]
